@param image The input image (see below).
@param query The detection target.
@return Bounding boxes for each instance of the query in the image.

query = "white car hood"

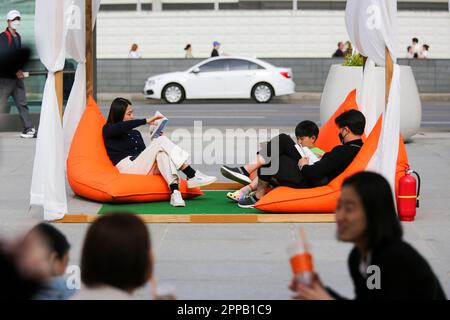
[147,71,186,82]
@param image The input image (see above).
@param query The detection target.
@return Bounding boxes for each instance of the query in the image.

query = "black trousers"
[257,133,310,189]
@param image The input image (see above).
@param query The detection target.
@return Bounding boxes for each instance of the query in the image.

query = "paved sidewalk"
[0,129,449,299]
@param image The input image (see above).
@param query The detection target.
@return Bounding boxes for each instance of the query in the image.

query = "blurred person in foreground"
[16,223,75,300]
[290,171,446,300]
[0,242,40,300]
[72,213,172,300]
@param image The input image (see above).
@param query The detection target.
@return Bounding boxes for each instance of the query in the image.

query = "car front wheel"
[251,83,273,103]
[162,83,185,104]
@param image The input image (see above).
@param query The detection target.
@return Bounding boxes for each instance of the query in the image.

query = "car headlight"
[146,79,156,86]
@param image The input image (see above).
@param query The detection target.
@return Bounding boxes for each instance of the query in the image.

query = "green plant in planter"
[343,53,364,67]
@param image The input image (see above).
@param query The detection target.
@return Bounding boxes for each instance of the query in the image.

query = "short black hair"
[342,172,403,250]
[407,46,412,51]
[412,38,419,43]
[423,44,429,50]
[81,213,152,291]
[32,223,70,260]
[106,97,132,124]
[295,120,319,139]
[335,109,365,135]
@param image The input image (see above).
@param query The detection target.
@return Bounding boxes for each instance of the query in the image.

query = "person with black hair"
[15,223,75,300]
[406,46,414,59]
[184,44,193,58]
[411,37,420,55]
[72,213,154,300]
[290,171,446,300]
[0,243,41,300]
[232,110,365,208]
[420,44,430,59]
[222,120,324,203]
[103,97,216,207]
[332,42,346,57]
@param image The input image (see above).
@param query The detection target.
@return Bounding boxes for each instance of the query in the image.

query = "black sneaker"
[220,165,252,185]
[20,127,36,139]
[238,194,259,208]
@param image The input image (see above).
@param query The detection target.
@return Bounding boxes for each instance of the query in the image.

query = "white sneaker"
[170,190,185,207]
[20,127,36,139]
[187,171,217,188]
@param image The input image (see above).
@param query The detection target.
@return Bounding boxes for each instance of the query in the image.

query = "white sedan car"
[143,56,295,103]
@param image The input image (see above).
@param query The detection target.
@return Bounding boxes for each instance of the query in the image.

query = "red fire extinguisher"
[397,168,421,221]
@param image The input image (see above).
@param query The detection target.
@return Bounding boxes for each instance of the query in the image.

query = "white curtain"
[63,0,101,159]
[31,0,70,220]
[346,0,398,134]
[345,0,401,192]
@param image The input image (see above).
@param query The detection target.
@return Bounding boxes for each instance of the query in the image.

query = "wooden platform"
[54,213,336,224]
[55,183,336,223]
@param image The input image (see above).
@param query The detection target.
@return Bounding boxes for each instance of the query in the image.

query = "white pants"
[116,135,190,186]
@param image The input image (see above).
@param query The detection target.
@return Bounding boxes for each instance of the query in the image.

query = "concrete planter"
[320,64,422,141]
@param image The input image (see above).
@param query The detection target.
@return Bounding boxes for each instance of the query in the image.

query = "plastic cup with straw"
[287,227,314,287]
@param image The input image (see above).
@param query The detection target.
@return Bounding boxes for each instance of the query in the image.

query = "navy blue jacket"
[102,119,147,165]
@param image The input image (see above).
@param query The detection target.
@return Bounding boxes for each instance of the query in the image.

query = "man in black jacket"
[0,10,36,138]
[237,109,365,208]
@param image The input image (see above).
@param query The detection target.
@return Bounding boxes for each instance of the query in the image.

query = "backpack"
[2,30,13,47]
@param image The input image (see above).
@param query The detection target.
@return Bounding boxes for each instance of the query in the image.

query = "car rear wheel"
[162,83,185,104]
[251,83,273,103]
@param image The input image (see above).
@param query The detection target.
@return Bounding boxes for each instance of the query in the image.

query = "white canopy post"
[345,0,401,193]
[31,0,70,220]
[63,0,100,158]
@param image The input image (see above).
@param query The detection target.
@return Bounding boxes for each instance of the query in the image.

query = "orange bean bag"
[254,90,409,213]
[315,89,360,153]
[67,96,203,203]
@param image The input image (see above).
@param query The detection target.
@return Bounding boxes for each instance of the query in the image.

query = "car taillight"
[280,71,291,79]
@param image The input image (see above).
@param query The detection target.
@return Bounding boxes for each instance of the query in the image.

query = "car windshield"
[189,58,266,73]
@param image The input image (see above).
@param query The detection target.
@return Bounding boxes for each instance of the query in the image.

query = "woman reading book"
[102,97,216,207]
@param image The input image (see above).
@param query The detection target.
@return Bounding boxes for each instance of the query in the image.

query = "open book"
[149,111,169,139]
[294,144,320,165]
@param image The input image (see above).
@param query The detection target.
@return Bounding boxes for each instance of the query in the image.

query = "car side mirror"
[192,67,200,74]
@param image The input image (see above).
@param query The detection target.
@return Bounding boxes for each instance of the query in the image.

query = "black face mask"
[339,129,347,144]
[339,133,345,144]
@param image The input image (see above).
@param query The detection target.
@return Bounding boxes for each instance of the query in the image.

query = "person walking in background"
[15,223,75,300]
[211,41,220,57]
[128,43,141,59]
[406,46,414,59]
[184,44,193,58]
[71,213,154,300]
[290,172,446,300]
[345,41,353,56]
[420,44,430,59]
[0,10,36,138]
[332,42,346,57]
[411,37,420,55]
